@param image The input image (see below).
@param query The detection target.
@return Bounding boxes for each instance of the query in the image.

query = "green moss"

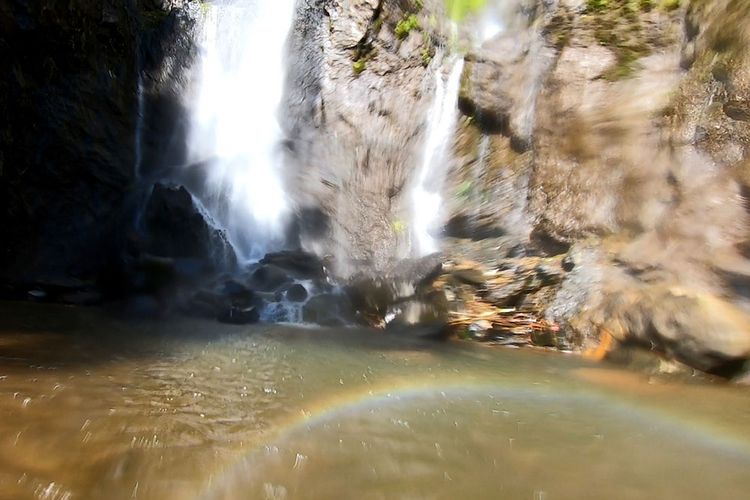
[421,46,433,66]
[583,0,655,81]
[445,0,488,21]
[659,0,680,11]
[352,58,367,75]
[602,47,647,80]
[395,14,420,39]
[638,0,653,11]
[586,0,609,12]
[456,181,473,198]
[392,220,408,234]
[545,12,574,49]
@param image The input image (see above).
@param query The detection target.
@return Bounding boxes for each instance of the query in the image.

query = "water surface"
[0,303,748,499]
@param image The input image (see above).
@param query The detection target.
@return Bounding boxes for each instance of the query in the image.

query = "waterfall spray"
[187,0,296,261]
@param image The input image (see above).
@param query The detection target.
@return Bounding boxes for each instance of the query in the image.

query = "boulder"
[186,289,225,318]
[143,183,236,271]
[249,264,293,292]
[345,254,445,326]
[285,284,309,303]
[218,306,260,325]
[302,294,354,326]
[260,251,327,280]
[646,288,750,375]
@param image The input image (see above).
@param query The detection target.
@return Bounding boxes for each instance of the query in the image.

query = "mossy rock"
[395,14,420,39]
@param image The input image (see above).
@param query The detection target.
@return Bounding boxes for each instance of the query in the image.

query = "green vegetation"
[587,0,679,14]
[581,0,660,80]
[395,14,420,39]
[421,46,433,66]
[445,0,488,21]
[392,220,408,235]
[602,47,647,80]
[352,58,367,75]
[456,181,473,199]
[545,11,574,49]
[586,0,609,12]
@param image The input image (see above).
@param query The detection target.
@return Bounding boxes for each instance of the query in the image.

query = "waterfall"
[187,0,295,262]
[411,56,465,256]
[410,3,508,256]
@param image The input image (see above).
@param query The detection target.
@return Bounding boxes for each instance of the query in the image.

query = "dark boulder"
[218,306,260,325]
[285,283,308,302]
[260,250,327,280]
[386,254,444,288]
[142,183,237,271]
[345,254,446,326]
[302,294,354,326]
[222,279,248,296]
[249,264,293,292]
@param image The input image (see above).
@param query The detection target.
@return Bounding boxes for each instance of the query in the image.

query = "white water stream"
[188,0,296,261]
[411,56,465,256]
[410,3,507,256]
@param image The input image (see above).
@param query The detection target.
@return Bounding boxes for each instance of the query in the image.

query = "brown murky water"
[0,302,749,500]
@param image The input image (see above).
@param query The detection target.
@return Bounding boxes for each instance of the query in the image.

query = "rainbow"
[198,375,750,498]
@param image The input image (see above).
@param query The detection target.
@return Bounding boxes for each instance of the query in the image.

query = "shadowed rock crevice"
[0,0,199,290]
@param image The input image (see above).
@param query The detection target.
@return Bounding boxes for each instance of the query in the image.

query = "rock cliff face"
[2,0,750,375]
[283,0,443,276]
[445,0,750,375]
[0,0,197,291]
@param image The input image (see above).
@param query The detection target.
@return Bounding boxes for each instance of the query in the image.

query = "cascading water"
[411,56,465,256]
[187,0,295,261]
[410,4,506,256]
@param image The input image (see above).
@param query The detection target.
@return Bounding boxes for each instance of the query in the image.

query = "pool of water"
[0,302,748,499]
